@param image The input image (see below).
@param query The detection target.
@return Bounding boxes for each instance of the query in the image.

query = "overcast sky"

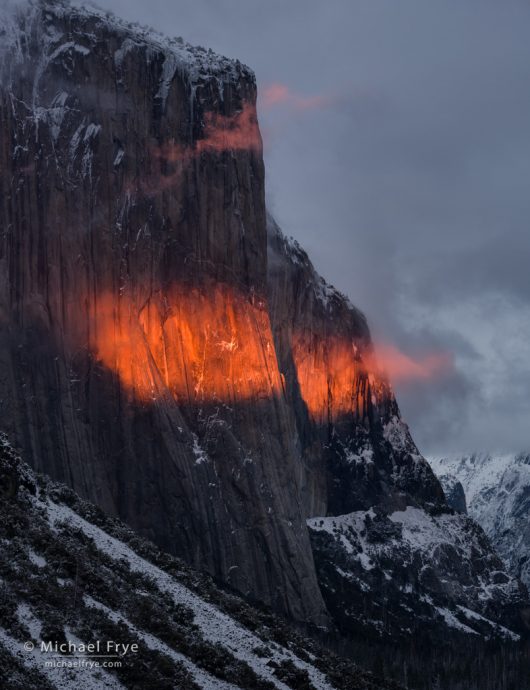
[91,0,530,456]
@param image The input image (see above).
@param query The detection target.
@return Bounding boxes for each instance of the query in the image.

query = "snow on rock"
[307,503,523,642]
[84,595,239,690]
[429,453,516,506]
[191,435,209,465]
[382,416,418,457]
[46,500,335,690]
[0,622,124,690]
[430,452,530,589]
[308,511,376,567]
[16,601,43,641]
[1,433,395,689]
[28,549,46,568]
[456,605,520,641]
[267,214,357,315]
[0,0,254,103]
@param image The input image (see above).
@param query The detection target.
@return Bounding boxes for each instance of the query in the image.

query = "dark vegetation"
[0,434,402,690]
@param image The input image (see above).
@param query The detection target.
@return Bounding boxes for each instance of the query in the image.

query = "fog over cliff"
[89,0,530,455]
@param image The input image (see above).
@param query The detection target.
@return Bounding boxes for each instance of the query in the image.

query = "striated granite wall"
[0,1,528,644]
[267,215,444,518]
[0,0,327,624]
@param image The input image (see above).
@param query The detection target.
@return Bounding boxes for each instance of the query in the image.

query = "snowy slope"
[0,433,400,690]
[430,453,530,590]
[307,503,523,643]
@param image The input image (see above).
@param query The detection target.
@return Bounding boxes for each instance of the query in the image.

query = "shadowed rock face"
[0,433,404,690]
[0,0,327,625]
[267,215,444,518]
[267,217,530,645]
[0,0,528,648]
[437,474,467,514]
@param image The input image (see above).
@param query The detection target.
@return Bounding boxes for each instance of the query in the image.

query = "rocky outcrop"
[267,217,530,650]
[267,215,445,518]
[430,453,530,590]
[436,474,467,513]
[307,506,526,642]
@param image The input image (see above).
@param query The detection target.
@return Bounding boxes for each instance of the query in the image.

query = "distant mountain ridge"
[430,452,530,590]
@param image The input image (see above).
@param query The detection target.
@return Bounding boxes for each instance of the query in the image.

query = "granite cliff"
[267,216,530,681]
[0,0,326,626]
[1,4,529,688]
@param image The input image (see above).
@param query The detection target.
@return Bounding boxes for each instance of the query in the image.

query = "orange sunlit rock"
[291,335,372,425]
[88,280,451,414]
[90,283,281,404]
[291,336,453,424]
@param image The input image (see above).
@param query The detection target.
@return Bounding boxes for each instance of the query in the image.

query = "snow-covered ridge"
[429,452,530,590]
[307,503,524,642]
[0,0,255,93]
[267,213,363,317]
[46,500,333,690]
[429,453,520,505]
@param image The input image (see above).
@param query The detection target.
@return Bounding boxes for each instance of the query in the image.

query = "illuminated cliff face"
[90,283,281,404]
[290,334,372,425]
[83,101,271,406]
[88,282,386,420]
[291,334,452,425]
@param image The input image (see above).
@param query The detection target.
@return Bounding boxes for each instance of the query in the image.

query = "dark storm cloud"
[94,0,530,454]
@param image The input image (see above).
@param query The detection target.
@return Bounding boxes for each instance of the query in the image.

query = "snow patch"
[28,549,46,568]
[192,435,208,465]
[16,602,42,641]
[84,595,239,690]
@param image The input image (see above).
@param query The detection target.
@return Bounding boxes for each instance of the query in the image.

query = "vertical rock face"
[267,215,444,518]
[436,474,467,514]
[0,434,402,690]
[0,0,327,625]
[267,218,530,643]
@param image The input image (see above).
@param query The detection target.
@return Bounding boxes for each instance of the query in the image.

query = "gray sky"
[92,0,530,455]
